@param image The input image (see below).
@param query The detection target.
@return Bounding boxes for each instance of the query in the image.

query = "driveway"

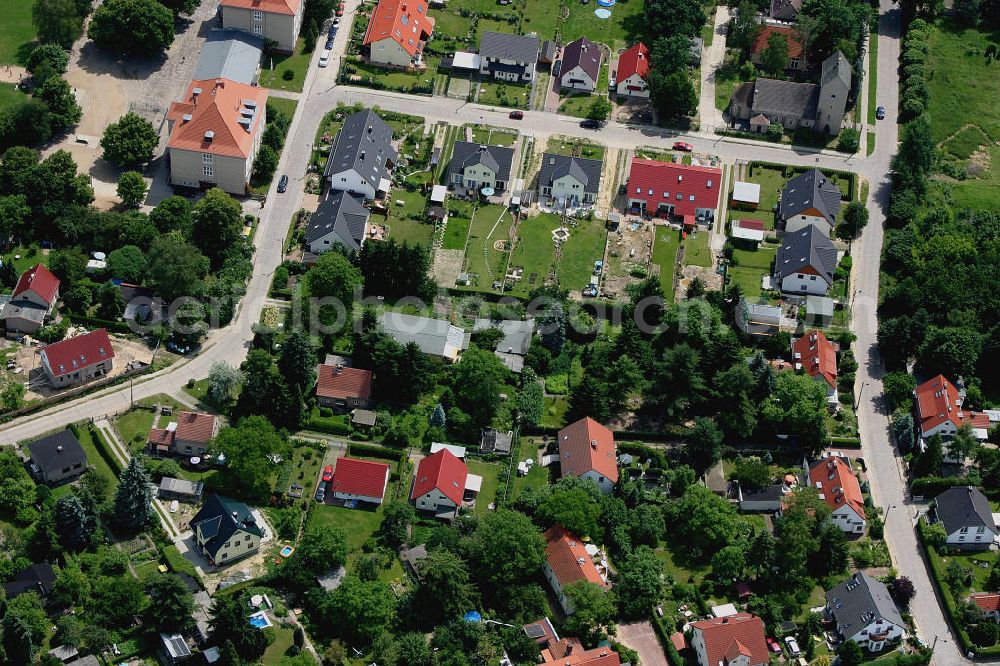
[616,621,668,666]
[698,5,730,131]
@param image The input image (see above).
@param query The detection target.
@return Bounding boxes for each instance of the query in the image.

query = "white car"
[319,49,331,67]
[784,636,801,657]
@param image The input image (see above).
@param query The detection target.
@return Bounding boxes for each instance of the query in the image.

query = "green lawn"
[927,19,1000,145]
[346,56,440,92]
[468,125,518,147]
[308,503,385,554]
[466,459,501,515]
[430,9,474,38]
[2,245,47,278]
[556,218,607,290]
[731,245,776,270]
[383,188,434,246]
[262,625,296,665]
[540,396,569,429]
[267,97,298,122]
[0,82,26,114]
[77,427,120,485]
[258,39,312,92]
[866,132,875,157]
[951,145,1000,210]
[0,0,35,66]
[477,18,517,35]
[462,204,512,290]
[558,93,597,119]
[651,226,682,301]
[510,438,552,500]
[546,136,605,161]
[867,27,879,125]
[683,232,712,267]
[442,214,471,250]
[476,80,530,109]
[714,71,740,114]
[116,409,155,450]
[451,0,516,16]
[560,0,643,51]
[507,213,560,297]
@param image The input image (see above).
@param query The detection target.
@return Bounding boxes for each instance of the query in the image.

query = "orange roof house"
[316,364,373,410]
[166,79,268,194]
[543,525,608,615]
[220,0,300,15]
[147,411,219,456]
[807,456,866,534]
[218,0,304,52]
[971,593,1000,617]
[751,25,807,70]
[690,614,769,666]
[914,375,991,440]
[363,0,435,67]
[557,417,618,493]
[539,647,621,666]
[793,330,838,394]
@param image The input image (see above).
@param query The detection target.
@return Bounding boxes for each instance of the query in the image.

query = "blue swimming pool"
[248,612,272,629]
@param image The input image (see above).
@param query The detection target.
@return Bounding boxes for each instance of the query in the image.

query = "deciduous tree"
[116,171,146,208]
[466,510,546,587]
[89,0,175,56]
[101,113,159,167]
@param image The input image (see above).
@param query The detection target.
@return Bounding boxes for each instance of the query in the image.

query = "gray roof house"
[193,29,263,85]
[779,168,843,234]
[191,495,264,566]
[27,430,88,485]
[307,191,371,254]
[560,36,602,92]
[479,31,540,83]
[775,225,838,295]
[480,428,514,455]
[729,51,852,136]
[324,109,397,200]
[158,477,205,503]
[472,318,535,372]
[825,572,906,649]
[935,486,999,549]
[539,40,557,65]
[448,141,515,193]
[379,312,469,362]
[3,563,56,601]
[537,153,603,208]
[769,0,802,21]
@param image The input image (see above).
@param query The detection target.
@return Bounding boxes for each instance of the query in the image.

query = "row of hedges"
[830,436,863,449]
[899,19,930,121]
[347,442,407,463]
[910,476,968,498]
[748,160,858,201]
[650,613,684,666]
[65,314,134,334]
[304,415,352,435]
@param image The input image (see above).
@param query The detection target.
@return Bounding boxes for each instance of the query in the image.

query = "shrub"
[837,128,860,153]
[282,68,295,81]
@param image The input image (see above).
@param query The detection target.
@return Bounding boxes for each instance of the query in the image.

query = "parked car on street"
[277,175,289,192]
[509,110,523,120]
[580,119,601,129]
[322,465,334,482]
[673,141,694,152]
[876,105,886,120]
[315,485,326,502]
[319,50,330,67]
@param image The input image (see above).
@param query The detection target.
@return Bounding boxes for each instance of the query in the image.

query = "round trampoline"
[597,0,615,6]
[594,7,612,18]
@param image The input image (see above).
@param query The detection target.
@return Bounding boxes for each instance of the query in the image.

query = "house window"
[235,540,241,547]
[790,57,800,68]
[978,526,986,534]
[253,24,263,35]
[252,10,263,20]
[960,527,968,533]
[203,162,214,176]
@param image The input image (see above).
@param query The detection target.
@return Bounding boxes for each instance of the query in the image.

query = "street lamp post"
[854,381,866,410]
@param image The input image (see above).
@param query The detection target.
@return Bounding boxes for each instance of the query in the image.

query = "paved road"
[0,3,968,662]
[698,5,730,132]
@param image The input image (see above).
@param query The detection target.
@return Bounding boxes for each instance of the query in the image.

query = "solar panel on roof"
[524,624,545,639]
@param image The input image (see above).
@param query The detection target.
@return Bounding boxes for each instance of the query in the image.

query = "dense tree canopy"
[89,0,175,56]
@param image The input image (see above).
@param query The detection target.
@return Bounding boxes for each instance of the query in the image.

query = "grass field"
[383,188,433,246]
[2,245,47,278]
[556,218,607,290]
[463,204,512,288]
[262,626,296,665]
[728,245,776,298]
[430,9,474,38]
[477,80,530,109]
[507,213,560,296]
[258,39,312,92]
[651,226,682,300]
[951,145,1000,210]
[683,231,712,267]
[510,438,552,499]
[867,27,879,125]
[546,136,605,161]
[442,215,471,250]
[558,93,597,119]
[347,56,440,92]
[77,427,120,485]
[540,396,569,429]
[308,502,386,553]
[0,83,26,113]
[468,125,518,147]
[466,459,501,515]
[267,97,298,122]
[927,20,1000,145]
[560,0,643,50]
[0,0,35,66]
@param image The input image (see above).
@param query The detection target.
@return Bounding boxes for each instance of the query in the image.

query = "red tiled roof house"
[1,264,60,335]
[625,158,722,228]
[220,0,303,52]
[807,456,866,534]
[793,330,838,404]
[540,646,621,666]
[410,448,480,519]
[543,525,609,615]
[971,593,1000,621]
[690,613,769,666]
[364,0,435,68]
[166,79,269,195]
[332,457,391,505]
[750,25,807,72]
[914,375,991,444]
[558,417,618,493]
[316,363,373,411]
[148,411,219,457]
[616,42,650,98]
[40,329,115,388]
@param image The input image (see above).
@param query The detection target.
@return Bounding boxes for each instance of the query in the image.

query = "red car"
[336,3,344,15]
[322,465,334,482]
[672,141,694,152]
[766,638,782,654]
[509,110,524,120]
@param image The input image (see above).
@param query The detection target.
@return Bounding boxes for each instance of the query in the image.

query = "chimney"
[57,445,63,453]
[722,617,729,624]
[204,130,215,143]
[590,439,597,448]
[232,511,238,520]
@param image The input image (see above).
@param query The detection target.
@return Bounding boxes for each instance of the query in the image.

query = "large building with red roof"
[793,330,838,403]
[40,329,115,388]
[166,78,269,195]
[220,0,303,52]
[970,593,1000,620]
[332,457,391,505]
[542,525,609,614]
[807,455,866,534]
[914,375,992,442]
[557,417,618,493]
[539,646,621,666]
[690,614,769,666]
[411,448,480,518]
[615,42,650,98]
[1,264,60,335]
[364,0,435,68]
[316,363,373,411]
[625,157,722,227]
[148,411,219,457]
